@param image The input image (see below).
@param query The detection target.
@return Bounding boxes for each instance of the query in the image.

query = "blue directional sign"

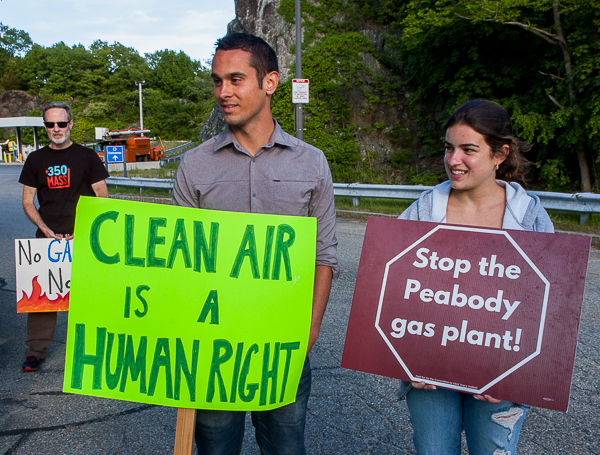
[106,146,124,163]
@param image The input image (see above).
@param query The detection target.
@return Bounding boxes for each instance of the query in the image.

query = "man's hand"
[411,382,502,403]
[41,226,63,239]
[22,185,62,239]
[307,265,333,354]
[308,318,321,354]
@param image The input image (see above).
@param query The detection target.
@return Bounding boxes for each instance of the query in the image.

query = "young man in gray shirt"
[172,32,338,454]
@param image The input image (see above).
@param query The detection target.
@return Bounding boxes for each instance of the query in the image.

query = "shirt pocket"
[194,180,248,212]
[270,180,314,217]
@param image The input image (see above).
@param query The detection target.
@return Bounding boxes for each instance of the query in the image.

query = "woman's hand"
[410,383,502,402]
[411,381,437,391]
[473,394,502,403]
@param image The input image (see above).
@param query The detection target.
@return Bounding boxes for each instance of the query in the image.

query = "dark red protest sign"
[341,218,590,411]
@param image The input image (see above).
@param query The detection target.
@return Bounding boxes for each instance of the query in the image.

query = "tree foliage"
[274,0,408,182]
[0,27,214,142]
[0,22,33,90]
[399,0,600,191]
[2,7,600,191]
[0,22,32,57]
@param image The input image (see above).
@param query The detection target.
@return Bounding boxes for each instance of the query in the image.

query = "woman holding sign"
[398,99,554,454]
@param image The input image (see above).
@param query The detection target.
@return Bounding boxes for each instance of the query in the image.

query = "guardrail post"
[580,213,589,225]
[352,197,360,207]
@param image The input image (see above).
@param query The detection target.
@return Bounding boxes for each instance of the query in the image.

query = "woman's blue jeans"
[405,384,528,455]
[194,357,311,455]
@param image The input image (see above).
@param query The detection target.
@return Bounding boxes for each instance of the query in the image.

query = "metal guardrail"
[334,183,432,202]
[161,141,196,165]
[105,179,600,224]
[107,177,175,195]
[333,183,600,224]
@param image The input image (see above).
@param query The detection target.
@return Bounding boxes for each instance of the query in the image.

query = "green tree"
[0,22,32,60]
[146,50,201,99]
[9,43,48,93]
[14,42,104,96]
[90,41,150,95]
[402,0,600,191]
[0,22,33,89]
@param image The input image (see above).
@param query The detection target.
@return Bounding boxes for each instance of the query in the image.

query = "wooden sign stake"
[174,408,196,455]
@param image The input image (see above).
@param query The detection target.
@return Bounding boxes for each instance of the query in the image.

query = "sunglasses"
[44,121,70,128]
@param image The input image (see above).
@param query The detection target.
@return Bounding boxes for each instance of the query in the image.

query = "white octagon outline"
[374,225,550,394]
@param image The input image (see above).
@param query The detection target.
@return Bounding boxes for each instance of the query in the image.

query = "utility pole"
[295,0,303,141]
[136,81,145,132]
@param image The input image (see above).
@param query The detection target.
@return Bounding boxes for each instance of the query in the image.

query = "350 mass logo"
[46,165,70,189]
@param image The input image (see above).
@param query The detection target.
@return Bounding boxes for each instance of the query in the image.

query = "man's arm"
[22,185,61,239]
[92,180,109,198]
[172,153,200,208]
[305,151,338,353]
[307,264,333,354]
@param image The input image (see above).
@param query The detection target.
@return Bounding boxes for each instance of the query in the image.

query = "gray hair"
[42,102,72,122]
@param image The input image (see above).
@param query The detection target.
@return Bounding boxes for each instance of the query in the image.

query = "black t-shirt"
[19,143,109,235]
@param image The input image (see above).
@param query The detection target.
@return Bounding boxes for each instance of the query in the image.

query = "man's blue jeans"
[405,384,527,454]
[194,357,311,455]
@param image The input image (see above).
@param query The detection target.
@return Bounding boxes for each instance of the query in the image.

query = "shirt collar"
[213,119,292,155]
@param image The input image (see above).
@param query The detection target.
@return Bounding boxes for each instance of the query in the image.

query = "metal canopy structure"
[0,116,45,157]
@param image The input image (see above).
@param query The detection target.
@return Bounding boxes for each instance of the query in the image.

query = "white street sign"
[292,79,309,104]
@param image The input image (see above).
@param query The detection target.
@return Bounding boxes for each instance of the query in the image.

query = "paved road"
[1,163,598,454]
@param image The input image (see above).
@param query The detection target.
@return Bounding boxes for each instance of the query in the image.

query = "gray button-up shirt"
[172,121,339,278]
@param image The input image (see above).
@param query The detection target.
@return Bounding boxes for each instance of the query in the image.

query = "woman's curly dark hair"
[445,99,531,187]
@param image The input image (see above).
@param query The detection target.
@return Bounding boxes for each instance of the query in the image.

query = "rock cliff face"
[0,91,41,118]
[225,0,424,177]
[200,102,228,142]
[228,0,296,81]
[203,0,296,143]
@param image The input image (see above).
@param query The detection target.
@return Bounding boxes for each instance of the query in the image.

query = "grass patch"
[108,185,172,198]
[335,196,412,216]
[109,162,179,179]
[547,210,600,233]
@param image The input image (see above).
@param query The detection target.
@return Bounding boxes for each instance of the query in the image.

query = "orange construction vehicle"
[95,128,164,162]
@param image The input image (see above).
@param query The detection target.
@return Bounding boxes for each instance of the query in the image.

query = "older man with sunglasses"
[18,101,109,372]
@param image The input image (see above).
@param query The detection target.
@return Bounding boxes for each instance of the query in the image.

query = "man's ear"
[264,71,279,95]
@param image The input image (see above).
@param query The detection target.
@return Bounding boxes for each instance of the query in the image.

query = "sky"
[0,0,236,64]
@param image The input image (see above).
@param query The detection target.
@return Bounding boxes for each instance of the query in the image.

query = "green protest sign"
[63,197,316,411]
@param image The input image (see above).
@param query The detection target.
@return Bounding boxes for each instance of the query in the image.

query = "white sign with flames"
[15,238,73,313]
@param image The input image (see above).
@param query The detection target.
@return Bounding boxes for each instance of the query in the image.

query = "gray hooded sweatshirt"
[399,180,554,233]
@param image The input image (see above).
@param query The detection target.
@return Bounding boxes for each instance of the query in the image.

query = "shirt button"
[252,158,255,162]
[252,193,256,197]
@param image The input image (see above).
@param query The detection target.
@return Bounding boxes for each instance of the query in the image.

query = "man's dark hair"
[215,32,279,89]
[42,102,72,122]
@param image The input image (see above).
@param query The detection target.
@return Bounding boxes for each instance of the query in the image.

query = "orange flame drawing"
[17,276,69,313]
